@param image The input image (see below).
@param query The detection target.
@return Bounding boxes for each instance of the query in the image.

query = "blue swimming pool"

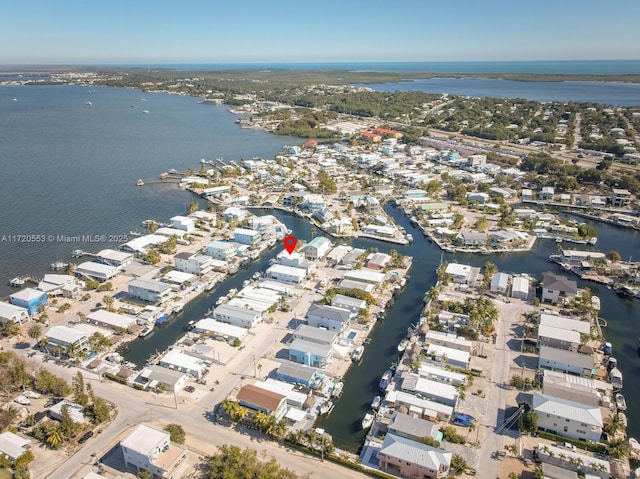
[347,332,357,340]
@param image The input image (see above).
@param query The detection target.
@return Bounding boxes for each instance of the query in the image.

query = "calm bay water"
[357,78,640,106]
[1,84,639,449]
[0,84,300,297]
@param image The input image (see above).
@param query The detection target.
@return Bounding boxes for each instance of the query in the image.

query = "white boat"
[252,272,261,280]
[379,369,393,391]
[139,324,154,337]
[168,168,178,174]
[172,303,184,314]
[142,109,150,114]
[371,395,381,410]
[351,345,364,361]
[242,280,251,287]
[591,296,601,311]
[13,395,30,406]
[215,295,228,306]
[361,412,374,429]
[331,382,343,398]
[588,237,598,245]
[85,101,92,106]
[319,400,333,415]
[50,261,68,271]
[136,179,144,186]
[228,288,238,297]
[71,249,85,258]
[397,338,409,353]
[609,367,623,390]
[616,393,627,411]
[406,233,413,242]
[9,277,25,287]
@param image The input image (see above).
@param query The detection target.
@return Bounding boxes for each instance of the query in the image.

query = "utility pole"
[253,354,257,378]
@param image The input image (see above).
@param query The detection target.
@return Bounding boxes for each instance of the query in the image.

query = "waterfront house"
[159,349,206,379]
[426,344,470,370]
[0,302,30,326]
[386,412,441,443]
[343,269,386,286]
[75,261,120,282]
[539,186,555,201]
[205,240,238,261]
[541,273,578,304]
[538,345,594,376]
[37,274,79,297]
[254,379,310,409]
[96,249,134,268]
[399,372,459,407]
[423,331,472,353]
[403,189,428,200]
[303,236,332,261]
[341,248,367,267]
[532,393,602,442]
[173,252,215,277]
[362,224,397,238]
[292,324,338,346]
[418,203,450,214]
[511,276,530,301]
[542,370,611,408]
[193,318,247,341]
[330,294,367,313]
[128,278,172,305]
[0,431,31,462]
[275,361,325,389]
[307,304,351,333]
[302,194,326,214]
[121,234,169,254]
[232,228,260,246]
[288,339,333,368]
[87,309,136,331]
[456,231,488,247]
[386,390,454,422]
[444,263,481,286]
[560,250,606,267]
[201,185,230,198]
[417,364,467,386]
[490,272,510,294]
[611,188,631,208]
[536,443,610,479]
[10,288,48,315]
[135,365,188,393]
[539,314,590,335]
[121,423,188,479]
[378,433,451,479]
[44,325,88,354]
[466,192,490,204]
[222,206,248,223]
[276,251,313,273]
[538,324,581,351]
[212,303,262,329]
[265,264,307,284]
[366,252,392,270]
[236,384,288,420]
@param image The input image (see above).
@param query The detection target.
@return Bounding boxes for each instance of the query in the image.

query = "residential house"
[539,186,555,201]
[236,384,288,420]
[399,372,459,407]
[541,273,578,304]
[254,379,309,409]
[426,344,470,370]
[343,269,385,286]
[444,263,481,286]
[128,278,172,305]
[75,261,120,281]
[532,393,602,442]
[121,423,188,479]
[366,252,392,270]
[378,433,451,479]
[0,431,31,461]
[303,236,332,260]
[37,274,78,297]
[233,228,260,246]
[158,349,206,379]
[136,365,189,393]
[330,294,367,313]
[275,361,325,389]
[423,331,472,353]
[385,390,454,422]
[306,304,351,333]
[536,443,610,479]
[560,250,606,267]
[0,302,29,326]
[292,324,337,346]
[542,370,610,408]
[538,324,581,351]
[9,288,48,315]
[212,303,262,329]
[222,206,248,223]
[205,241,237,261]
[44,325,88,354]
[49,399,85,423]
[611,188,631,208]
[538,345,594,376]
[87,309,137,331]
[265,264,306,284]
[490,272,510,293]
[386,412,441,443]
[288,339,333,368]
[170,215,195,232]
[456,231,488,247]
[174,253,215,277]
[511,276,530,301]
[96,249,134,267]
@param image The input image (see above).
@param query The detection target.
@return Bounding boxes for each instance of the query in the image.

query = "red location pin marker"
[284,235,297,254]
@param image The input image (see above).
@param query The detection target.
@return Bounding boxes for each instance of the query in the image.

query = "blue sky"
[1,0,639,64]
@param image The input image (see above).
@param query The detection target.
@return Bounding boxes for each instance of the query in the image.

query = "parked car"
[183,385,196,393]
[78,431,93,444]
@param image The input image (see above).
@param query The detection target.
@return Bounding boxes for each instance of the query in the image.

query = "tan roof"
[237,384,285,413]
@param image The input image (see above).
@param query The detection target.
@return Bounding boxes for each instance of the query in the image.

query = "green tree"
[188,200,199,214]
[163,424,186,444]
[206,445,301,479]
[449,454,467,476]
[607,437,631,459]
[72,371,89,407]
[45,423,64,449]
[86,397,110,424]
[606,250,621,262]
[603,413,624,436]
[59,404,81,439]
[136,471,152,479]
[27,324,42,340]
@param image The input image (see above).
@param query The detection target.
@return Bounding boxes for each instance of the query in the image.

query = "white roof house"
[96,249,134,267]
[386,391,454,422]
[417,364,467,385]
[400,373,459,407]
[121,423,188,479]
[170,215,195,232]
[49,399,85,423]
[0,302,29,325]
[254,379,309,409]
[444,263,479,285]
[194,318,247,340]
[538,323,581,350]
[37,274,76,295]
[121,234,169,254]
[343,269,386,285]
[538,345,595,376]
[265,264,307,284]
[159,349,206,379]
[426,344,470,369]
[378,434,451,479]
[45,325,88,351]
[212,303,262,329]
[490,272,510,293]
[511,276,530,300]
[0,431,31,461]
[87,309,136,330]
[539,314,590,334]
[424,330,472,352]
[533,393,602,442]
[75,261,120,281]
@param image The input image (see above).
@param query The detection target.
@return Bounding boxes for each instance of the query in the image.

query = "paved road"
[477,301,522,478]
[12,346,367,479]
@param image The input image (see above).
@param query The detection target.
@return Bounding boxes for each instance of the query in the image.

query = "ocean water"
[0,84,301,297]
[129,60,640,75]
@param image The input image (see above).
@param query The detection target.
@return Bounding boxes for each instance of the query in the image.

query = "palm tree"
[27,324,42,340]
[46,424,64,449]
[604,413,624,436]
[607,438,631,459]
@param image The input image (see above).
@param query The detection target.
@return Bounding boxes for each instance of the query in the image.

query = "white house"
[532,393,602,442]
[173,253,214,276]
[45,326,89,354]
[170,215,195,232]
[205,241,238,261]
[37,274,78,297]
[212,303,262,329]
[265,264,306,284]
[121,423,188,479]
[511,276,530,300]
[444,263,481,286]
[343,269,385,286]
[538,345,594,376]
[0,302,29,326]
[96,249,134,267]
[159,349,206,379]
[426,344,470,369]
[233,228,260,246]
[490,272,510,294]
[128,278,172,305]
[538,324,581,351]
[378,433,451,479]
[0,431,31,461]
[331,294,367,313]
[303,236,332,261]
[399,372,459,407]
[87,309,137,331]
[75,262,120,281]
[222,206,248,222]
[306,304,352,333]
[541,273,578,304]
